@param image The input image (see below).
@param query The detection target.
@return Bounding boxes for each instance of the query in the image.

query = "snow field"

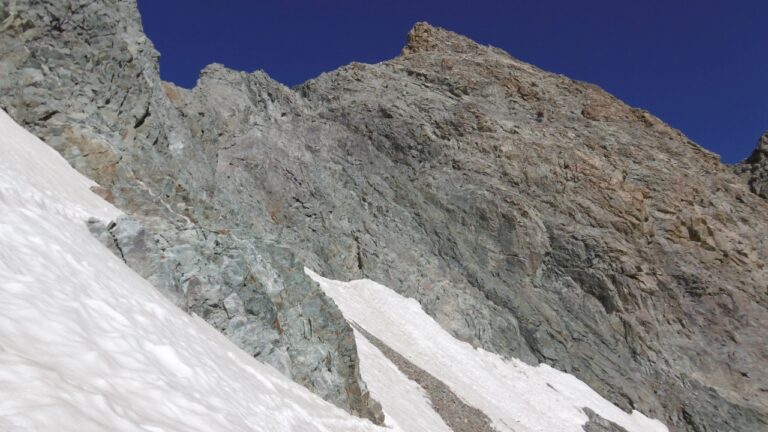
[307,268,669,432]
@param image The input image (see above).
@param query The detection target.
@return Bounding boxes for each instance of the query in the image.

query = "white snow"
[307,269,670,432]
[0,108,384,432]
[354,330,452,432]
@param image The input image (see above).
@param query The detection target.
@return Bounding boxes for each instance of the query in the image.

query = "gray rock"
[735,131,768,198]
[2,4,767,431]
[85,215,384,422]
[583,408,628,432]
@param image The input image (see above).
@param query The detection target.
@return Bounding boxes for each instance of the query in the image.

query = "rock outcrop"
[736,131,768,198]
[1,2,766,431]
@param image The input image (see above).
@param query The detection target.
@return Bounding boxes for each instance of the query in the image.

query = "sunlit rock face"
[1,2,767,431]
[736,131,768,199]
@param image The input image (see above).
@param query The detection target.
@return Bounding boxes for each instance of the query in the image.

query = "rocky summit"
[1,1,766,431]
[736,131,768,199]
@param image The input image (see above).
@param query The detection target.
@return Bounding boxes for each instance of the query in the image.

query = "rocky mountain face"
[0,0,383,423]
[1,1,766,431]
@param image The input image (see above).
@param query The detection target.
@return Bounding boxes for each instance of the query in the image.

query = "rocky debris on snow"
[354,325,498,432]
[583,408,629,432]
[1,2,767,430]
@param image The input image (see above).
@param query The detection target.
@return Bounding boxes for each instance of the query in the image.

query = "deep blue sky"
[136,0,767,163]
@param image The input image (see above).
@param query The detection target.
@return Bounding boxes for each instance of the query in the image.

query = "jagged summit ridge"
[402,21,484,55]
[737,131,768,198]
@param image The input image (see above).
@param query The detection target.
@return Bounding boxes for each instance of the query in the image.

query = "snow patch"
[307,268,669,432]
[355,329,452,432]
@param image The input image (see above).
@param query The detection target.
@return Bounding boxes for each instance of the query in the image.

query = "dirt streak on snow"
[354,328,453,432]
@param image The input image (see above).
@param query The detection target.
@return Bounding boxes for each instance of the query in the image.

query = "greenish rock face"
[2,3,767,432]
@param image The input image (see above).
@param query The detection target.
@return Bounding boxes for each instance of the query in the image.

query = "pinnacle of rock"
[402,21,482,55]
[746,130,768,163]
[737,130,768,198]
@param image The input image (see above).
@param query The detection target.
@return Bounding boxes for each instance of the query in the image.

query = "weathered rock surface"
[736,131,768,199]
[1,2,767,431]
[583,408,629,432]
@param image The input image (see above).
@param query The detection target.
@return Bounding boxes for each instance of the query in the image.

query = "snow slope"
[307,269,670,432]
[0,108,384,432]
[354,331,452,432]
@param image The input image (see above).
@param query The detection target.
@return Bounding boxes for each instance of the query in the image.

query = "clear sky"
[136,0,767,163]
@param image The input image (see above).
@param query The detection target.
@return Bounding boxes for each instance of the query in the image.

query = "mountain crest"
[745,131,768,164]
[402,21,482,55]
[738,130,768,198]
